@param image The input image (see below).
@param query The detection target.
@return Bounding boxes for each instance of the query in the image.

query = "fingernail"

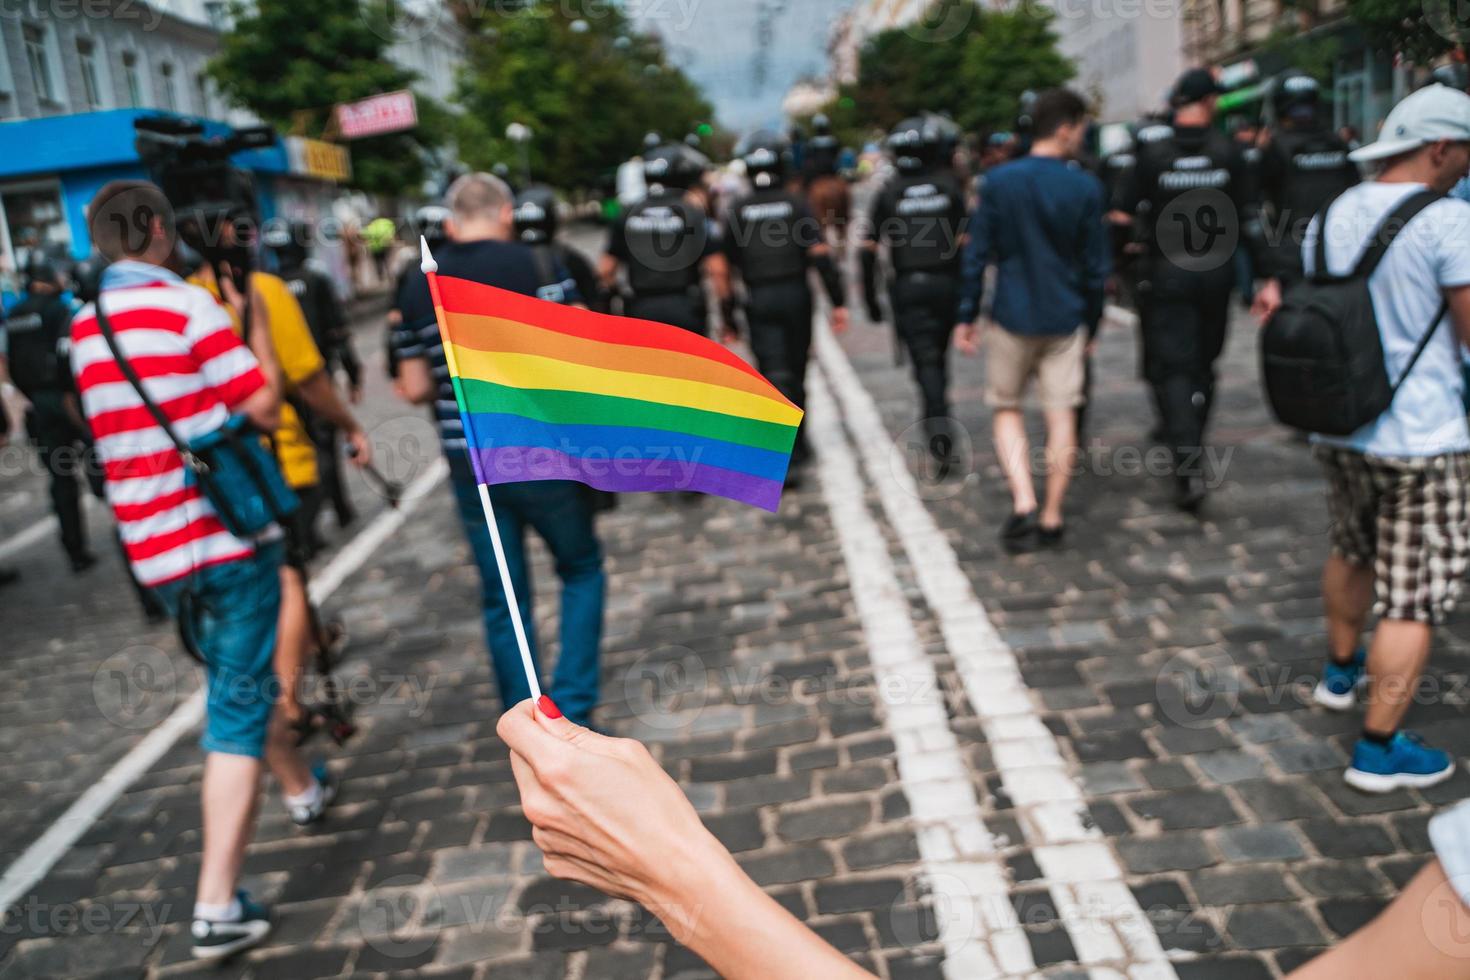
[537,695,562,719]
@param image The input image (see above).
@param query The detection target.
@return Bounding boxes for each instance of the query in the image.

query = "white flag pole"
[420,237,543,704]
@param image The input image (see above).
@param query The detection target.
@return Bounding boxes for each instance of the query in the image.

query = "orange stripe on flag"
[434,274,768,383]
[440,310,792,406]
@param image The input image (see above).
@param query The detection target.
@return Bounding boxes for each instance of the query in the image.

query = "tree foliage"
[455,5,716,191]
[208,0,450,198]
[1344,0,1456,65]
[819,0,1074,143]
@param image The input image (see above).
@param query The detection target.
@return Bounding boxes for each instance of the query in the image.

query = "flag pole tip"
[419,235,438,274]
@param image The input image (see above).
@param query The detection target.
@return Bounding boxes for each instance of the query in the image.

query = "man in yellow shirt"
[191,259,371,742]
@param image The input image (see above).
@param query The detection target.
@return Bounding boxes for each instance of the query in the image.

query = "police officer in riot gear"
[7,261,97,572]
[1119,68,1270,512]
[860,114,968,456]
[719,131,849,483]
[1258,70,1359,286]
[265,221,361,534]
[601,142,727,335]
[514,185,606,313]
[801,113,841,185]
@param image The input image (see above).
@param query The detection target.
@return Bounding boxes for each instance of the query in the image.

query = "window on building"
[122,52,144,107]
[77,37,105,110]
[159,61,176,111]
[195,72,210,116]
[23,24,59,104]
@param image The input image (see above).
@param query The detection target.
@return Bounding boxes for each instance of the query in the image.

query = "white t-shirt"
[1304,182,1470,457]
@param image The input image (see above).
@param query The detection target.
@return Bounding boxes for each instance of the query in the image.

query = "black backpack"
[1260,189,1447,436]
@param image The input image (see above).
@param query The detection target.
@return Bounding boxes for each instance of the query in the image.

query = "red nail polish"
[537,695,562,719]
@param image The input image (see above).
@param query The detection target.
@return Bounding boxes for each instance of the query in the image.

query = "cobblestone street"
[2,262,1467,979]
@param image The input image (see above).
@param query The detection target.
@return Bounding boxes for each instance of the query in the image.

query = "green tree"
[824,0,1074,138]
[1344,0,1458,65]
[454,5,715,191]
[208,0,449,198]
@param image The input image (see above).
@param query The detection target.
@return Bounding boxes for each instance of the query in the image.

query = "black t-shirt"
[392,239,579,451]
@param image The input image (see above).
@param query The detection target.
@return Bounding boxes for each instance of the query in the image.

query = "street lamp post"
[506,122,533,185]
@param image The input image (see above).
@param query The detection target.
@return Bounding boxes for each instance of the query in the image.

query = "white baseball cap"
[1350,84,1470,162]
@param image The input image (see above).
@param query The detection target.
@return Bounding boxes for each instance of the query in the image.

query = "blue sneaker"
[1345,731,1456,793]
[190,890,272,959]
[1313,647,1367,711]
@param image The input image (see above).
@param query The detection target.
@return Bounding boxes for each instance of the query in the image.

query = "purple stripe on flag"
[476,446,784,512]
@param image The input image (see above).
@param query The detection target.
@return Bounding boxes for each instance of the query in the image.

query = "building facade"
[0,0,465,279]
[1042,0,1184,123]
[1179,0,1407,138]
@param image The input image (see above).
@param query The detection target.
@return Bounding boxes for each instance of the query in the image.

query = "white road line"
[808,374,1032,980]
[814,326,1179,979]
[0,514,59,563]
[0,456,448,914]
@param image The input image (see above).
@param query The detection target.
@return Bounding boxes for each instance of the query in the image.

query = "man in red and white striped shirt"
[73,180,322,959]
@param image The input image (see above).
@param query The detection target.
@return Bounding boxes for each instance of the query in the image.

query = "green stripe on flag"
[456,377,797,453]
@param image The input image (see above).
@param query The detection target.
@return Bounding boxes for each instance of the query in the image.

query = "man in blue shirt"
[394,173,607,727]
[955,89,1110,553]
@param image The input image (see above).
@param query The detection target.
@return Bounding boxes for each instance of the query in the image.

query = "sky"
[632,0,855,131]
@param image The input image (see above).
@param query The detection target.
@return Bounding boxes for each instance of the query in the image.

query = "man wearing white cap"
[1305,83,1470,793]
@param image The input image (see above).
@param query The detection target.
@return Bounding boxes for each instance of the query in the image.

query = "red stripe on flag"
[434,274,767,383]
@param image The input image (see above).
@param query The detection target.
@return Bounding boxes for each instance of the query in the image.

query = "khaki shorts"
[984,327,1086,411]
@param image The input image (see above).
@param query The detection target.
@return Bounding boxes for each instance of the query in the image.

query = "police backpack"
[1260,189,1445,437]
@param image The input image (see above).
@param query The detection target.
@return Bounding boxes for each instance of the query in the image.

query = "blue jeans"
[448,455,606,724]
[155,542,285,758]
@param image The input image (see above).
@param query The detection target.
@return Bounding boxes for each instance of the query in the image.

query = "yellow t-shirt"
[191,270,325,489]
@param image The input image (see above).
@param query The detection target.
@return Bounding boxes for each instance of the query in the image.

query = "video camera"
[133,116,276,291]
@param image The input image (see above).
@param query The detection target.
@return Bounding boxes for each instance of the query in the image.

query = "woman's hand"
[496,699,730,914]
[499,702,876,975]
[497,699,876,980]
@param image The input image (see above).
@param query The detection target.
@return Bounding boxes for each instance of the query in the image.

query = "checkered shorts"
[1316,447,1470,624]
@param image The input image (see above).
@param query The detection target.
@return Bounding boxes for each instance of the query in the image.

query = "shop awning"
[0,109,288,181]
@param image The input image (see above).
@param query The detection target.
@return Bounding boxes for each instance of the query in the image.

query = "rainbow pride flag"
[426,269,803,512]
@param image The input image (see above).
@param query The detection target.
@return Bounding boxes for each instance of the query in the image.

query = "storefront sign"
[286,136,352,182]
[334,90,418,140]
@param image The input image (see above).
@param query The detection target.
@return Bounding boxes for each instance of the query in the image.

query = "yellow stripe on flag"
[448,344,804,428]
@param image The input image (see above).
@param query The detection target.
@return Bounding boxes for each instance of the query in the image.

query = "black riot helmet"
[642,143,709,192]
[414,205,451,248]
[262,219,310,272]
[512,186,559,244]
[1272,70,1322,124]
[736,130,791,188]
[643,131,663,151]
[888,113,959,175]
[812,113,832,137]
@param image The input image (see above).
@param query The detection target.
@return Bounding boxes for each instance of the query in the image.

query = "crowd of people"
[6,56,1470,976]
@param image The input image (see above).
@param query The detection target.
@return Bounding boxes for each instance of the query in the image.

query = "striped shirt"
[70,261,269,587]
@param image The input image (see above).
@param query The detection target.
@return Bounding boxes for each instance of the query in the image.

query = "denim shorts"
[155,543,284,758]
